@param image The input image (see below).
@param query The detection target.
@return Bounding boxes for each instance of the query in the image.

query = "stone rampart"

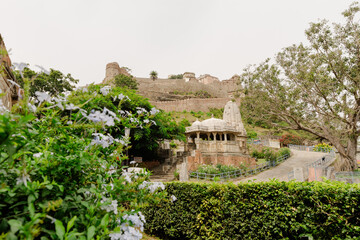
[150,98,240,112]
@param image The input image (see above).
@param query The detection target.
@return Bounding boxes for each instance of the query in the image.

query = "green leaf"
[87,226,96,240]
[100,214,109,227]
[55,220,65,240]
[8,219,21,233]
[67,216,77,232]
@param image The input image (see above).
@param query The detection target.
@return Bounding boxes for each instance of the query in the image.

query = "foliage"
[67,84,185,160]
[195,164,243,174]
[246,130,257,139]
[143,181,360,239]
[279,134,304,146]
[313,143,333,153]
[113,74,138,90]
[194,90,212,98]
[239,3,360,170]
[170,90,212,98]
[250,146,290,162]
[0,91,168,239]
[14,67,78,97]
[169,74,183,79]
[207,108,223,119]
[169,140,177,149]
[149,71,158,81]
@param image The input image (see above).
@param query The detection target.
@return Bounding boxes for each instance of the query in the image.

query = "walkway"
[233,150,326,183]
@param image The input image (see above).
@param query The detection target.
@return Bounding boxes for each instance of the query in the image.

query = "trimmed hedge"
[143,181,360,239]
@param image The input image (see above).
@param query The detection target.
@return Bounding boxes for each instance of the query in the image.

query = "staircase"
[149,152,186,182]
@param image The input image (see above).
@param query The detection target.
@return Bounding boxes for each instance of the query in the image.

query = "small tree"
[14,67,78,97]
[114,74,138,90]
[150,71,158,81]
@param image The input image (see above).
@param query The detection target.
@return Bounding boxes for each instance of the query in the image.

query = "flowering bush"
[0,73,178,239]
[279,134,304,146]
[313,143,333,153]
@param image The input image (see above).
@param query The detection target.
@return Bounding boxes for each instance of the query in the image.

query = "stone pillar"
[207,133,210,141]
[213,133,217,142]
[196,132,200,139]
[224,133,228,142]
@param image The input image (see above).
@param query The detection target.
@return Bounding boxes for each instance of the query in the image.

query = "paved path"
[233,150,326,183]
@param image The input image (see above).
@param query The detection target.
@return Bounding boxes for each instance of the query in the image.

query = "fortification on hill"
[102,62,242,112]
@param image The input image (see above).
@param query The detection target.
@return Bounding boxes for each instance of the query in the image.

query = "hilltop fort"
[102,62,242,112]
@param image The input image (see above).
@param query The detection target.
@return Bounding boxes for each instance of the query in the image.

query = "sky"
[1,0,356,86]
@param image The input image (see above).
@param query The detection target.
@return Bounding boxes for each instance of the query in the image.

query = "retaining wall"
[150,98,240,112]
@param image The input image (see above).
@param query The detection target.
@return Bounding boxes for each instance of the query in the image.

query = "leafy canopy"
[113,74,138,90]
[14,67,78,97]
[239,2,360,170]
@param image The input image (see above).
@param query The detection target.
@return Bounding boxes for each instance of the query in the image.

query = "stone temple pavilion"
[185,101,254,171]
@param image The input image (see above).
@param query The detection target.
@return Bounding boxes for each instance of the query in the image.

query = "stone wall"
[0,34,18,111]
[150,98,240,112]
[187,150,256,171]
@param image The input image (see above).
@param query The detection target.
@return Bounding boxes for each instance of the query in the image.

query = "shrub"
[0,79,170,239]
[280,134,304,146]
[247,130,258,139]
[313,143,333,153]
[113,73,138,90]
[143,181,360,239]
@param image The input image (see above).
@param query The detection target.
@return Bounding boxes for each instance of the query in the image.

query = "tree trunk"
[339,137,358,171]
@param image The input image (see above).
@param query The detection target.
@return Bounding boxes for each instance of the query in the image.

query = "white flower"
[16,173,31,186]
[122,171,132,183]
[100,86,112,96]
[100,199,118,215]
[33,152,43,158]
[171,195,177,203]
[90,133,120,148]
[65,103,79,110]
[87,108,120,126]
[150,107,159,115]
[143,119,149,124]
[138,181,165,193]
[27,103,37,112]
[67,121,73,125]
[130,161,136,165]
[35,91,51,103]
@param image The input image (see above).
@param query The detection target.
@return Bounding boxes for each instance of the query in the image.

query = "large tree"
[240,3,360,171]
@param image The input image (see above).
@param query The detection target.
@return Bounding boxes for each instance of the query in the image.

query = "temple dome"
[200,117,226,128]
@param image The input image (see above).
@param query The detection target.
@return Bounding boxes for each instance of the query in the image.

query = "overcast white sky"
[1,0,355,86]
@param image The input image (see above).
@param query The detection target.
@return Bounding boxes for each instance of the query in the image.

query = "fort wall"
[150,97,240,112]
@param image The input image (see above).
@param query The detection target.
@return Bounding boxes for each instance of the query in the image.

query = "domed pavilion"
[185,101,252,170]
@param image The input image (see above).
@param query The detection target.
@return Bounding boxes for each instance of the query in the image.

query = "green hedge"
[143,181,360,239]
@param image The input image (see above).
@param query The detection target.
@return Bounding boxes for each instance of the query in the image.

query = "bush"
[247,130,258,139]
[195,164,243,174]
[280,134,304,146]
[113,74,138,90]
[143,181,360,239]
[313,143,333,153]
[0,81,170,239]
